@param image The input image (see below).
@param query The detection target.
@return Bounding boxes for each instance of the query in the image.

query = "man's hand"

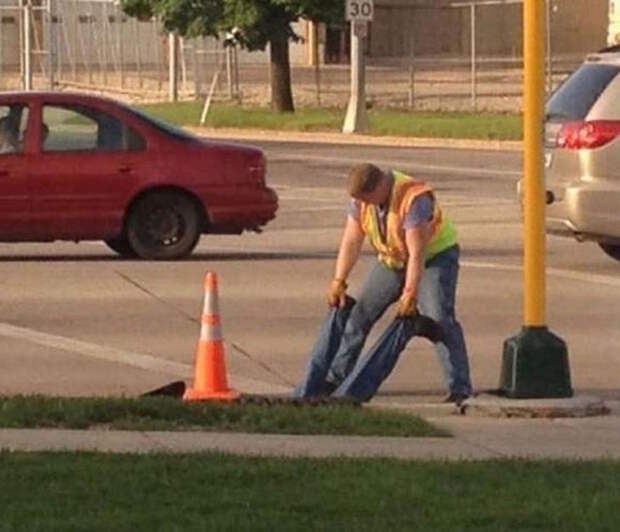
[327,278,348,308]
[397,291,418,318]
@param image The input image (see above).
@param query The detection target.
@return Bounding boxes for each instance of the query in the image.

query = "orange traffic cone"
[183,272,239,401]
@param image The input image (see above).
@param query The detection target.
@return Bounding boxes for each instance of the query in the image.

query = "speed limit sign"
[346,0,374,21]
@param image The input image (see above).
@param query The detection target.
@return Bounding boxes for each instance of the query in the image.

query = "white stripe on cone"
[201,323,222,341]
[201,274,223,341]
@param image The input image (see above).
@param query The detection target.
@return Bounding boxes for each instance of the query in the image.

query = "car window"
[0,104,29,155]
[124,105,197,142]
[42,105,146,153]
[546,64,620,121]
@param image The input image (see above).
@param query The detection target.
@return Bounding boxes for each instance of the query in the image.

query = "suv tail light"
[556,120,620,150]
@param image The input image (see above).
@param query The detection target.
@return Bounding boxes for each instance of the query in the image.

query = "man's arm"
[397,221,433,317]
[334,215,365,281]
[396,192,435,316]
[404,223,433,295]
[327,216,365,307]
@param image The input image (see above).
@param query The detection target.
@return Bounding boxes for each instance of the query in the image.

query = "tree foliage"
[121,0,344,111]
[122,0,342,48]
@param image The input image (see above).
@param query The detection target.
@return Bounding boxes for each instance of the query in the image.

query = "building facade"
[1,0,613,79]
[310,0,610,64]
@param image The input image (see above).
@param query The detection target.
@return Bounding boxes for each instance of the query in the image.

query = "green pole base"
[500,326,573,399]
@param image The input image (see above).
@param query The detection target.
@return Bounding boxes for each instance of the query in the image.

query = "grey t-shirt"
[348,192,434,235]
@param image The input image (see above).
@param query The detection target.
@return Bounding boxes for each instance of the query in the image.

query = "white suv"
[543,46,620,262]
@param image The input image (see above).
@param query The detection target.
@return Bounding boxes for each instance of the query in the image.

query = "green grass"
[0,395,445,437]
[138,102,523,140]
[1,453,619,531]
[368,109,522,140]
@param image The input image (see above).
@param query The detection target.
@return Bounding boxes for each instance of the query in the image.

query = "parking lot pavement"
[1,135,618,460]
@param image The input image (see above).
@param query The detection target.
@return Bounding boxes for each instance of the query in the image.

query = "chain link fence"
[0,0,241,102]
[305,0,606,112]
[0,0,609,111]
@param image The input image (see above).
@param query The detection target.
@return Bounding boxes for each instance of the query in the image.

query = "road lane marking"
[0,322,192,377]
[0,323,291,394]
[277,195,344,203]
[276,189,517,207]
[278,207,345,213]
[462,260,620,288]
[270,153,521,178]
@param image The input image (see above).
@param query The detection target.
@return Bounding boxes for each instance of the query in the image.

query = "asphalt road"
[1,141,619,400]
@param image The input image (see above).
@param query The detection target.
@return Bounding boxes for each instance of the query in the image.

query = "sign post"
[23,0,32,91]
[342,0,373,134]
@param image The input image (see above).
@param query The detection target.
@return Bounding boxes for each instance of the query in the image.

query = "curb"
[188,127,523,152]
[368,394,614,419]
[461,394,610,418]
[369,400,462,418]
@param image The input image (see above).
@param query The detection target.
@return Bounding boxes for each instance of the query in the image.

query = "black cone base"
[500,326,572,398]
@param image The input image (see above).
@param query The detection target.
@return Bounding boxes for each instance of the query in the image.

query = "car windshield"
[123,105,198,142]
[546,63,619,121]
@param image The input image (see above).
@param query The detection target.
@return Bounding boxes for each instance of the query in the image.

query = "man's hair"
[346,164,384,196]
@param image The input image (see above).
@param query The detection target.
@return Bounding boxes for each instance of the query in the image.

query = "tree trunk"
[269,32,295,113]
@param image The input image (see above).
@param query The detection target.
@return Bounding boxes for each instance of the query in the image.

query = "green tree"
[121,0,343,112]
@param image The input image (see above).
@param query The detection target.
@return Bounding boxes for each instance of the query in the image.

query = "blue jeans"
[294,245,472,398]
[332,317,419,401]
[292,297,355,398]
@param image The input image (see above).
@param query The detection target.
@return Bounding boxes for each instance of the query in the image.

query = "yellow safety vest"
[360,170,458,270]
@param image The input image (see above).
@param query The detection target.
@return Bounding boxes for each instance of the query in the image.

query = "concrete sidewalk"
[2,399,618,460]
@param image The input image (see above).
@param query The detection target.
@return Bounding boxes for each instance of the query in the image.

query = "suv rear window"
[546,63,619,121]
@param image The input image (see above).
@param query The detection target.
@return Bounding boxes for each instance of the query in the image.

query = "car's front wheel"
[126,191,202,260]
[104,236,136,257]
[599,243,620,263]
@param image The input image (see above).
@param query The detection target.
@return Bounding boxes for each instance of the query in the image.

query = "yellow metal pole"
[499,0,572,398]
[523,0,546,327]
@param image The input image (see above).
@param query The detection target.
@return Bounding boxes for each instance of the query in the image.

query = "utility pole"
[169,33,178,102]
[342,0,373,134]
[23,0,32,90]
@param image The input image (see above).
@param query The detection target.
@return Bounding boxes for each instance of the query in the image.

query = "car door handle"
[117,166,132,174]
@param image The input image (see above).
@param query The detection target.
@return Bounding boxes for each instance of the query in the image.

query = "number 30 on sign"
[346,0,374,21]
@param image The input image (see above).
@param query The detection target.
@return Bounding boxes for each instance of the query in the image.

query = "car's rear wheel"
[599,243,620,263]
[126,191,201,260]
[104,236,136,257]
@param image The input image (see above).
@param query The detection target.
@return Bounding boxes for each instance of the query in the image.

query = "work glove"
[396,291,417,318]
[327,278,348,308]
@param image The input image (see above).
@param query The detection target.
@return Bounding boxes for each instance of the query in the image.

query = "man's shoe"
[442,392,470,406]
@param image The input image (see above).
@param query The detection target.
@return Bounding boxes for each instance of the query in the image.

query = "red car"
[0,92,278,259]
